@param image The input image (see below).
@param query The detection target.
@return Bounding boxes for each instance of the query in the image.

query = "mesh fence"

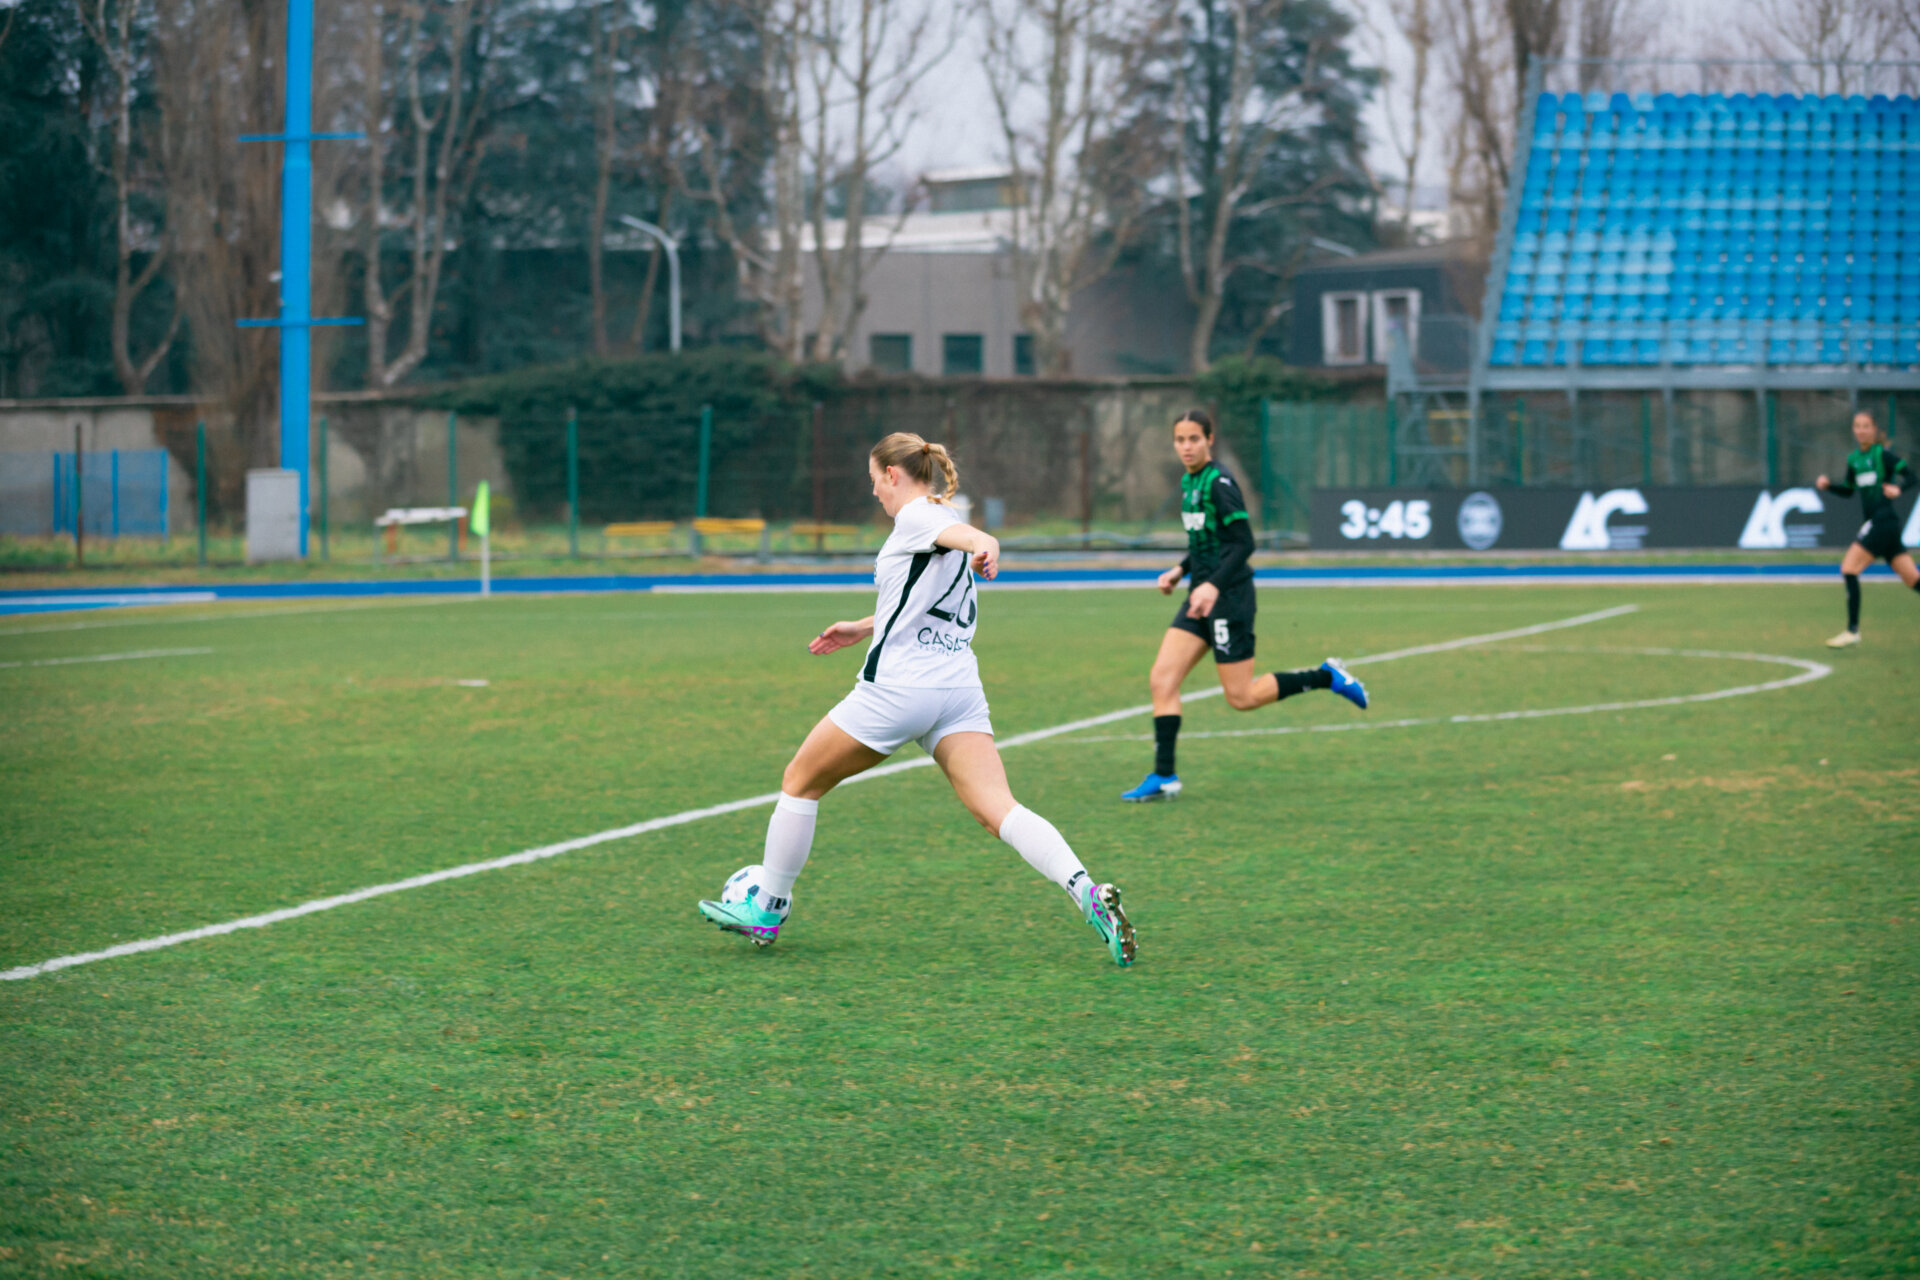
[0,450,171,537]
[1255,389,1920,540]
[8,383,1910,566]
[0,382,1199,567]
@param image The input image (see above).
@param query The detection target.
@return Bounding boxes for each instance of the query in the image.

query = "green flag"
[471,481,490,538]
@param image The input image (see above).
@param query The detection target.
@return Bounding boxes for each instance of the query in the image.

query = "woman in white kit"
[698,431,1137,966]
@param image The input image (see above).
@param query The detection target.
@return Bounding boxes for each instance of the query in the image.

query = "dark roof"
[1294,241,1475,275]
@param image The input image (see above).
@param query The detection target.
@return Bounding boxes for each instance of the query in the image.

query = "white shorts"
[827,682,994,756]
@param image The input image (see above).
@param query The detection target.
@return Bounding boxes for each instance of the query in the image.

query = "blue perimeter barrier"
[0,562,1895,617]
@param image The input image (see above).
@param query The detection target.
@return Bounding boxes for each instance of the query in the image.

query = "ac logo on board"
[1559,488,1649,550]
[1737,488,1825,549]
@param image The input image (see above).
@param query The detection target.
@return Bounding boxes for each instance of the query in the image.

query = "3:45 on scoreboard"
[1337,498,1432,541]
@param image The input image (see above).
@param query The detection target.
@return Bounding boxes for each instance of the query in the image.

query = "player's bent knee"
[1224,687,1261,711]
[781,761,831,800]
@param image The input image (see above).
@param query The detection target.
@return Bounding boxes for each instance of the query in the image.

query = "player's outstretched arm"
[934,523,1000,580]
[810,617,875,655]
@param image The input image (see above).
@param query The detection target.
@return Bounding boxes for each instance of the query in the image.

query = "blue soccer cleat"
[1323,657,1368,709]
[1121,772,1183,803]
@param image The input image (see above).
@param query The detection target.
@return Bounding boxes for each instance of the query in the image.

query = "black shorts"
[1855,509,1908,562]
[1170,581,1257,663]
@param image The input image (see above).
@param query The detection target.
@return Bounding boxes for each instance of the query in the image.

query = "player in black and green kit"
[1815,409,1920,648]
[1121,410,1369,802]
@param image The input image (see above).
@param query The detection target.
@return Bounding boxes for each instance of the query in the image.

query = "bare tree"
[684,0,806,359]
[1360,0,1437,233]
[1505,0,1562,105]
[79,0,183,394]
[1432,0,1584,247]
[1741,0,1912,93]
[1168,0,1356,371]
[683,0,947,363]
[976,0,1161,375]
[360,0,499,388]
[626,6,683,352]
[799,0,950,362]
[153,0,283,477]
[586,0,624,355]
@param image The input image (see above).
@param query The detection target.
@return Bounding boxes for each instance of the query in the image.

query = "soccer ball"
[721,863,788,919]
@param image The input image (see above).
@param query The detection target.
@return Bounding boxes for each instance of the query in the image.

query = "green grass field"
[2,584,1915,1278]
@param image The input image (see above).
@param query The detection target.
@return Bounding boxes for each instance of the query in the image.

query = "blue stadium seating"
[1488,91,1920,368]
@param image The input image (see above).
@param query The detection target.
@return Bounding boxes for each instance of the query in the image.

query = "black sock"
[1845,573,1861,631]
[1274,667,1334,700]
[1153,714,1180,776]
[1912,580,1920,596]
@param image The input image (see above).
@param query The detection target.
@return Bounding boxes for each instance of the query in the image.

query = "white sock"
[999,804,1092,905]
[759,794,818,907]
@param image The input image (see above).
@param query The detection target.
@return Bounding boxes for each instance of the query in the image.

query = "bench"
[788,521,862,552]
[603,521,676,539]
[690,517,767,559]
[374,506,467,559]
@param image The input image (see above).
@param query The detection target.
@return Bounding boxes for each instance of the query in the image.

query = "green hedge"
[1190,356,1345,465]
[432,352,839,521]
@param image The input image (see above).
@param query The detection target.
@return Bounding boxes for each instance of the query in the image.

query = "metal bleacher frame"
[1391,57,1920,486]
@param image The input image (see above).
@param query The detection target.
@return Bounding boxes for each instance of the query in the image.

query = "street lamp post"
[617,215,682,353]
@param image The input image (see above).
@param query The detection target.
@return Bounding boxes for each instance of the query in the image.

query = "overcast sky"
[889,0,1748,203]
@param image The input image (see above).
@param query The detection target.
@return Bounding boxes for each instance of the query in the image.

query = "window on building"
[943,333,984,376]
[1371,289,1421,362]
[1013,333,1035,376]
[1321,292,1367,366]
[869,333,913,373]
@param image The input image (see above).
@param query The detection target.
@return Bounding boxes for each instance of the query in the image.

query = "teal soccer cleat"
[1322,657,1368,709]
[1080,882,1137,966]
[698,897,785,947]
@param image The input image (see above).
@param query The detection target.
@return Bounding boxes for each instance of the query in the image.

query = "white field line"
[0,596,475,637]
[1060,647,1830,744]
[0,592,217,611]
[1248,574,1849,588]
[0,647,212,671]
[1336,603,1639,665]
[0,605,1637,983]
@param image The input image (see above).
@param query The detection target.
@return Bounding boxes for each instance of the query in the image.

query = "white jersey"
[860,496,981,689]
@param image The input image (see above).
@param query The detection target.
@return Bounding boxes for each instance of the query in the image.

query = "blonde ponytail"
[871,432,960,502]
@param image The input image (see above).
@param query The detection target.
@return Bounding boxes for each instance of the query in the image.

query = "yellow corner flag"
[471,481,491,539]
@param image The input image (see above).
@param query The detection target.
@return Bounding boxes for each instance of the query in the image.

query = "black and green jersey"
[1827,443,1916,519]
[1179,463,1254,589]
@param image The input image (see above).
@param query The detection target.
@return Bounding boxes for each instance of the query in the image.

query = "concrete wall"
[0,402,195,535]
[2,384,1243,533]
[0,399,511,535]
[315,403,511,525]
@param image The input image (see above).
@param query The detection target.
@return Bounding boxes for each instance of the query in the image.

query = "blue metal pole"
[281,0,314,557]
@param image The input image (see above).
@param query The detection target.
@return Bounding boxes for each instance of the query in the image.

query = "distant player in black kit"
[1816,409,1919,648]
[1121,410,1369,802]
